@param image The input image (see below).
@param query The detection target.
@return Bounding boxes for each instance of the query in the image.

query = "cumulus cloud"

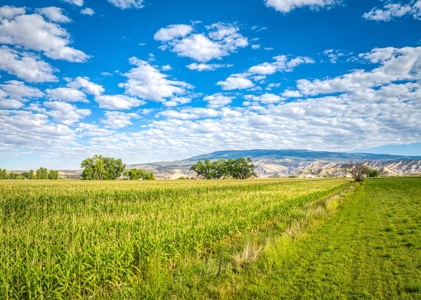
[119,57,193,101]
[44,101,90,125]
[155,22,248,62]
[265,0,339,13]
[0,46,57,82]
[63,0,83,6]
[46,87,88,103]
[244,93,283,104]
[217,55,313,90]
[80,8,95,15]
[36,7,71,23]
[94,94,145,110]
[282,90,302,97]
[0,8,88,62]
[107,0,144,9]
[217,74,255,90]
[67,77,105,95]
[163,97,191,107]
[0,5,26,19]
[101,111,140,129]
[186,63,233,71]
[204,93,234,108]
[248,55,314,75]
[297,46,421,95]
[0,80,44,100]
[363,1,421,21]
[162,64,172,71]
[154,24,193,42]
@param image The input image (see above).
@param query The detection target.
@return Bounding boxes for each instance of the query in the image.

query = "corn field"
[0,178,350,299]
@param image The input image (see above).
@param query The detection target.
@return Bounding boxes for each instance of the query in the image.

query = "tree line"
[0,168,59,180]
[79,155,256,180]
[81,155,155,180]
[190,157,257,179]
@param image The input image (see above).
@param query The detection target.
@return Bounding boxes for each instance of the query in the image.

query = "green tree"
[1,169,7,179]
[190,157,256,180]
[190,159,215,179]
[8,172,16,179]
[368,169,380,177]
[28,169,35,179]
[125,168,156,180]
[81,155,125,180]
[36,167,48,180]
[48,170,59,180]
[226,157,257,179]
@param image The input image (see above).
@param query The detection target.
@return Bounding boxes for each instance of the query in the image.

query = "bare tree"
[348,161,369,182]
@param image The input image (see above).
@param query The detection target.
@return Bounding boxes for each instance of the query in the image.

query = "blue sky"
[1,0,421,169]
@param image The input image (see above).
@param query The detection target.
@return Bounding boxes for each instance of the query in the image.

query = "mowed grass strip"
[0,178,349,299]
[206,178,421,299]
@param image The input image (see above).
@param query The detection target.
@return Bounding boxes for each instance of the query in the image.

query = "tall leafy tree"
[36,167,48,180]
[48,170,59,180]
[81,155,125,180]
[190,157,256,179]
[28,169,35,179]
[125,168,156,180]
[2,169,7,179]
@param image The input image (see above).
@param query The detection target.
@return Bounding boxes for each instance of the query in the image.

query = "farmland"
[0,178,349,299]
[1,178,420,299]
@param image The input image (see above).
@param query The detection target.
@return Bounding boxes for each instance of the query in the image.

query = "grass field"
[1,178,420,299]
[0,178,350,299]
[180,178,421,299]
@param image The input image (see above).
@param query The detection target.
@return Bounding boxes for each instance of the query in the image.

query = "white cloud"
[0,99,23,109]
[154,24,193,42]
[119,57,193,102]
[217,55,313,90]
[217,74,255,90]
[158,107,221,120]
[0,80,44,100]
[63,0,83,6]
[46,87,88,102]
[266,83,281,90]
[363,2,421,21]
[67,76,105,95]
[76,123,114,137]
[81,8,95,15]
[244,93,283,104]
[94,94,145,110]
[44,101,90,125]
[248,55,314,75]
[36,7,71,23]
[0,10,88,62]
[0,46,57,82]
[101,72,113,76]
[0,6,26,19]
[265,0,338,13]
[101,111,140,129]
[107,0,144,9]
[204,93,234,108]
[162,64,172,71]
[155,23,248,62]
[186,63,233,71]
[163,97,191,107]
[252,44,261,49]
[282,90,302,97]
[297,46,421,95]
[323,49,346,63]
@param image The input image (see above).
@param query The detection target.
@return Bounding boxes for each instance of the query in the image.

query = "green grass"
[2,178,420,299]
[0,178,349,299]
[176,178,421,299]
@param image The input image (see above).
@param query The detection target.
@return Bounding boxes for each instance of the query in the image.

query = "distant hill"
[127,149,421,179]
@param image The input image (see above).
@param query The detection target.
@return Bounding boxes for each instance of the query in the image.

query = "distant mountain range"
[122,149,421,179]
